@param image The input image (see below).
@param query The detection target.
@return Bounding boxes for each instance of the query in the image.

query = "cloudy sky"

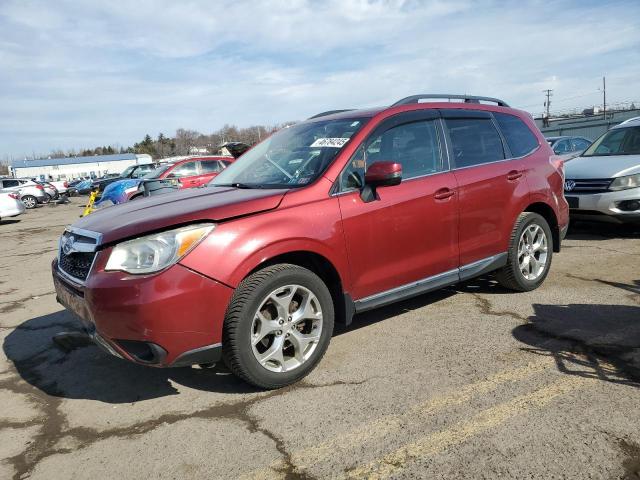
[1,0,639,159]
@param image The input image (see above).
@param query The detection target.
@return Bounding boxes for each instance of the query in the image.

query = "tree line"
[44,122,295,160]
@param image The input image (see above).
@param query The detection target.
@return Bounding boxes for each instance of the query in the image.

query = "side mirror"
[365,161,402,187]
[361,161,402,202]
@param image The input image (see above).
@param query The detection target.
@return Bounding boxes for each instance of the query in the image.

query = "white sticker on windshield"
[310,137,350,148]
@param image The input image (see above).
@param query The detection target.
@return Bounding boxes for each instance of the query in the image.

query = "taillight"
[36,184,44,190]
[64,182,68,188]
[8,193,19,200]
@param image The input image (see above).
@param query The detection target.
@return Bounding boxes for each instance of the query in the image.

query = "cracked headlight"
[105,223,214,274]
[609,173,640,191]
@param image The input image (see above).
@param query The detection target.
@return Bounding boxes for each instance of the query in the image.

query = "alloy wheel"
[518,223,548,281]
[250,284,323,373]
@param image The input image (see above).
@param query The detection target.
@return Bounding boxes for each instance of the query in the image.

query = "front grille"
[58,230,99,281]
[58,251,96,281]
[565,178,612,194]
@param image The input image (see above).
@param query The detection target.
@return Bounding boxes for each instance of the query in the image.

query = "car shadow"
[513,300,640,387]
[4,289,459,403]
[0,218,22,225]
[3,311,259,402]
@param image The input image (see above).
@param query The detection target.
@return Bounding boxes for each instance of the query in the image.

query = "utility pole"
[602,76,606,118]
[543,89,553,127]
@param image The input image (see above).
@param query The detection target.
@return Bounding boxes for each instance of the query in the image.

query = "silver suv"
[564,117,640,224]
[0,178,47,209]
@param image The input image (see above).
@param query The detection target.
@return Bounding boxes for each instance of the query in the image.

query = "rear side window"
[494,113,539,157]
[2,180,20,188]
[445,118,505,168]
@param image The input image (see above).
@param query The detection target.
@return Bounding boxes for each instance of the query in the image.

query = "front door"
[337,111,459,301]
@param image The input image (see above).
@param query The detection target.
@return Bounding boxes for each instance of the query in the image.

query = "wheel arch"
[524,201,560,252]
[245,250,354,326]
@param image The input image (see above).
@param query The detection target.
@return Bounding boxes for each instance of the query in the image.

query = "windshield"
[582,126,640,157]
[210,117,368,188]
[120,166,135,177]
[142,164,173,179]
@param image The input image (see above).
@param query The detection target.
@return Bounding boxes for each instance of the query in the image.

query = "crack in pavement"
[0,292,56,314]
[2,344,369,480]
[471,293,529,322]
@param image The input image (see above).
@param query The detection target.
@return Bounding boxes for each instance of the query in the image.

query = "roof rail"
[392,94,510,107]
[308,109,354,120]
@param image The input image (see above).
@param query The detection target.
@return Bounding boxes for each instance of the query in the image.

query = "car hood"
[73,186,288,244]
[565,154,640,179]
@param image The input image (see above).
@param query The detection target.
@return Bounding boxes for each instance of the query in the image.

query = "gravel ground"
[1,197,639,479]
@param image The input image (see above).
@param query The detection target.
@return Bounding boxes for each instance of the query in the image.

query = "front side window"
[582,127,640,156]
[211,117,368,189]
[142,164,173,179]
[445,118,505,168]
[572,138,591,151]
[338,119,443,191]
[170,161,199,177]
[494,112,539,157]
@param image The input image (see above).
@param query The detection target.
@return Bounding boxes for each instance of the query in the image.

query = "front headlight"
[105,223,214,274]
[609,173,640,191]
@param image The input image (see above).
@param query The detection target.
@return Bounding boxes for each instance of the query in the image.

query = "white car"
[0,192,26,221]
[564,117,640,224]
[49,180,69,195]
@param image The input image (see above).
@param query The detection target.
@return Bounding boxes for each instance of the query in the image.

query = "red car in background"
[97,156,234,205]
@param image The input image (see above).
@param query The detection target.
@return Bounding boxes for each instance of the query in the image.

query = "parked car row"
[563,116,640,224]
[95,156,234,207]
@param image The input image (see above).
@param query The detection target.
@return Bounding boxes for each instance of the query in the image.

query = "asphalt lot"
[1,197,639,479]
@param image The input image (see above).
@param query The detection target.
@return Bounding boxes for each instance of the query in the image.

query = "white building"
[10,153,153,181]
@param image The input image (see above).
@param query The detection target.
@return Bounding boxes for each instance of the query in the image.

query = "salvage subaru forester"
[53,94,568,389]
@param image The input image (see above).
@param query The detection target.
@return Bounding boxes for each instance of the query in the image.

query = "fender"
[179,193,353,291]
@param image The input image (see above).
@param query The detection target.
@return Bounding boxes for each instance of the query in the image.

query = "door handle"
[434,188,455,200]
[507,170,523,181]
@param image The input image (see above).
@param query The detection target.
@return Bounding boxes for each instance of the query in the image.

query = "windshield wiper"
[213,182,257,189]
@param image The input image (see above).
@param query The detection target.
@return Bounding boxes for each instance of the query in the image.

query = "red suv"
[52,94,568,388]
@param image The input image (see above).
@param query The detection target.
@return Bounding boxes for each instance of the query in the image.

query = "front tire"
[495,212,553,292]
[222,264,334,389]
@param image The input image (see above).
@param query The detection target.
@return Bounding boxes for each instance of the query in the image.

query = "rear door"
[337,110,459,301]
[443,109,530,266]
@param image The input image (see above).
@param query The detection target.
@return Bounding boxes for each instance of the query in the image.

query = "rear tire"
[222,264,334,389]
[42,194,50,204]
[495,212,553,292]
[22,195,37,209]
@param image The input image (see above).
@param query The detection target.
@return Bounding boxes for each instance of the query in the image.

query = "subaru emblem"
[564,180,576,192]
[62,235,75,255]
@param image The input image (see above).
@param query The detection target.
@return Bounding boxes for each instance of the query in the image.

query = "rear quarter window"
[494,112,539,158]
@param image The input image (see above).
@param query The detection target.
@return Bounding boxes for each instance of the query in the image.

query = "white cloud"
[0,0,639,158]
